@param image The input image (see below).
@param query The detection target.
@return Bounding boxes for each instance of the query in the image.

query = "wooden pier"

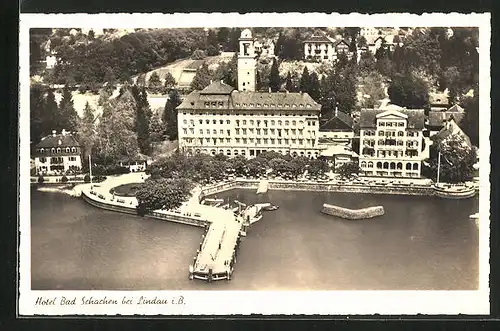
[190,212,244,282]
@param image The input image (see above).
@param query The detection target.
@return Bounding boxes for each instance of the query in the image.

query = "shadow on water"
[30,188,479,291]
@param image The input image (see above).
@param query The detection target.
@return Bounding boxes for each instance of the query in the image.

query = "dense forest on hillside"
[30,27,481,151]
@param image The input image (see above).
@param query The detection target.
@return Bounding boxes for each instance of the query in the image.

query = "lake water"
[30,188,479,290]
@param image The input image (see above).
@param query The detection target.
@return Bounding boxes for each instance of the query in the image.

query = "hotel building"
[33,129,83,175]
[358,105,425,178]
[177,29,322,159]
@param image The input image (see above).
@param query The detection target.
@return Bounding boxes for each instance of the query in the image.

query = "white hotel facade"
[177,29,322,159]
[358,105,425,178]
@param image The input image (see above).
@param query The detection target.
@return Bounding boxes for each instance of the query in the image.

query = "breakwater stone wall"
[200,179,434,197]
[321,203,385,220]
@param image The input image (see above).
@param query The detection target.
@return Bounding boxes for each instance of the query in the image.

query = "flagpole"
[436,150,441,184]
[89,154,93,184]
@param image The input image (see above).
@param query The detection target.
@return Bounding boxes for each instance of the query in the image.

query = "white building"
[303,34,351,62]
[358,105,425,178]
[177,29,322,159]
[254,39,275,58]
[34,129,83,175]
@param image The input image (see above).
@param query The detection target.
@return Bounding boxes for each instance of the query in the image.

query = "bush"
[84,174,91,183]
[93,175,107,183]
[92,165,131,176]
[61,176,69,183]
[37,176,45,184]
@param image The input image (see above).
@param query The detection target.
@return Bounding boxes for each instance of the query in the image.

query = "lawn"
[109,183,144,197]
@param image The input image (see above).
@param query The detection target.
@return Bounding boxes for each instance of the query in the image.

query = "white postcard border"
[18,12,491,316]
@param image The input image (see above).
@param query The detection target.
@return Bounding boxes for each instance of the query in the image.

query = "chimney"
[52,130,56,137]
[62,129,66,136]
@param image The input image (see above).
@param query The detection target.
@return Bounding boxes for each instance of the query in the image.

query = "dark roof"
[304,35,334,44]
[428,111,465,127]
[231,91,320,110]
[432,119,472,148]
[320,110,353,131]
[177,88,321,112]
[200,81,235,95]
[335,39,350,47]
[359,107,425,129]
[36,132,80,148]
[185,60,205,70]
[447,104,465,112]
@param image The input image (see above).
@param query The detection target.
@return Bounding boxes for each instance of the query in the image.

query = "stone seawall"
[321,204,385,220]
[200,179,434,197]
[81,190,210,228]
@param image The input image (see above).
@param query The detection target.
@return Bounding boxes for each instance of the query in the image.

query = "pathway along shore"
[74,172,478,281]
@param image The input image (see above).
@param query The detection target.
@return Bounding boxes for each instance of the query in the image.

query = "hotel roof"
[428,110,465,128]
[178,81,321,112]
[304,34,336,44]
[359,106,425,129]
[320,109,353,131]
[36,131,80,148]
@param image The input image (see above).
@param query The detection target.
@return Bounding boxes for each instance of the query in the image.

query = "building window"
[368,161,373,168]
[206,120,210,124]
[379,131,384,136]
[361,161,367,168]
[56,148,61,153]
[220,129,224,135]
[236,128,240,135]
[250,120,254,125]
[213,129,217,134]
[226,120,230,124]
[398,131,404,137]
[380,122,385,127]
[271,120,275,126]
[236,138,240,143]
[278,120,282,126]
[199,119,203,124]
[285,120,289,126]
[406,163,412,170]
[383,162,389,169]
[71,147,76,153]
[65,147,70,153]
[413,163,419,171]
[183,128,187,134]
[39,157,46,163]
[212,120,216,124]
[397,162,403,170]
[263,129,268,135]
[242,120,246,125]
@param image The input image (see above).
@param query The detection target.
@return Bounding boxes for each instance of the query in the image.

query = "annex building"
[358,105,425,178]
[177,29,322,159]
[33,129,83,175]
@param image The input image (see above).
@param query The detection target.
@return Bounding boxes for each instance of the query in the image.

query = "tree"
[58,85,79,132]
[299,66,311,93]
[337,161,360,179]
[76,101,96,159]
[149,111,165,143]
[44,89,61,134]
[30,84,47,143]
[288,156,309,179]
[132,86,152,155]
[94,90,140,165]
[190,63,212,90]
[163,72,177,92]
[191,49,206,60]
[246,159,265,177]
[163,89,182,141]
[147,72,163,94]
[358,71,386,108]
[229,155,248,176]
[256,71,262,91]
[285,71,295,92]
[268,59,281,92]
[307,158,329,177]
[426,134,476,183]
[136,178,194,216]
[460,93,479,147]
[319,64,357,116]
[206,29,220,56]
[103,68,117,92]
[358,51,377,76]
[308,72,321,101]
[274,32,285,57]
[388,73,430,109]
